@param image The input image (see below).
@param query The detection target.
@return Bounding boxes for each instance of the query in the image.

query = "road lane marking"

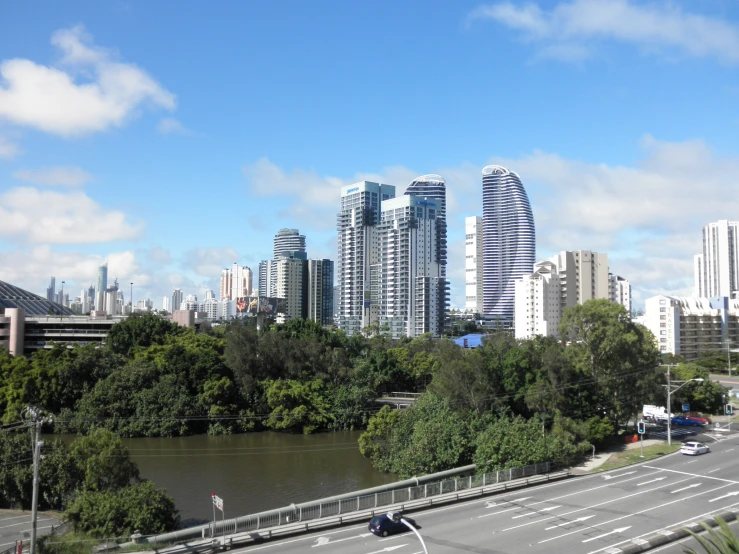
[312,532,373,547]
[582,526,631,543]
[539,482,731,544]
[497,477,692,533]
[510,505,560,519]
[727,448,735,452]
[478,471,664,518]
[545,515,595,530]
[685,460,698,464]
[707,468,721,473]
[671,483,701,493]
[643,465,739,484]
[367,544,407,553]
[485,496,530,507]
[636,477,666,486]
[0,518,55,530]
[603,471,636,480]
[709,491,739,502]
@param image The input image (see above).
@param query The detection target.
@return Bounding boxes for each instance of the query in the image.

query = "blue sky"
[1,0,739,309]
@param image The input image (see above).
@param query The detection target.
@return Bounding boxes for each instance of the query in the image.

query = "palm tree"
[684,517,739,553]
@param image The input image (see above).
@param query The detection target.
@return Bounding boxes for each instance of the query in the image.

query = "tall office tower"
[96,263,108,312]
[465,216,484,313]
[609,274,632,313]
[481,166,535,328]
[308,259,334,326]
[337,181,396,335]
[46,277,55,301]
[162,296,170,312]
[694,220,739,299]
[273,228,307,260]
[547,250,610,308]
[87,285,95,310]
[376,195,447,338]
[219,269,232,300]
[237,266,253,297]
[258,260,277,297]
[104,287,118,316]
[275,257,306,322]
[171,289,183,313]
[405,175,448,279]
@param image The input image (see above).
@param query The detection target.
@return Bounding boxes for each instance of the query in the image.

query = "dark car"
[368,512,411,537]
[671,415,703,426]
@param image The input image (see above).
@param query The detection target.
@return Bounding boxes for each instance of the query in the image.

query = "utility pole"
[661,364,703,446]
[21,407,51,554]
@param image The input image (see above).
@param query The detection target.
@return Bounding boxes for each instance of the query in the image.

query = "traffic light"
[727,404,733,415]
[637,420,646,434]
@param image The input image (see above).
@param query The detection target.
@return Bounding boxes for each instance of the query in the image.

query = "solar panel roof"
[0,279,76,316]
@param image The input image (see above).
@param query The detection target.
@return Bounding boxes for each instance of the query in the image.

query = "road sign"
[212,493,223,511]
[682,403,690,412]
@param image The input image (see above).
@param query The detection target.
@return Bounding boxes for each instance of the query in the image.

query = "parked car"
[671,415,703,426]
[680,441,710,455]
[685,413,712,425]
[369,512,413,537]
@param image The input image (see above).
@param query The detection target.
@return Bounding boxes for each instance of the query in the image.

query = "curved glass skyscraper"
[482,165,535,327]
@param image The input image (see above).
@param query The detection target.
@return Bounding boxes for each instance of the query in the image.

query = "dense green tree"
[65,481,179,537]
[106,312,183,357]
[263,378,333,433]
[68,429,140,491]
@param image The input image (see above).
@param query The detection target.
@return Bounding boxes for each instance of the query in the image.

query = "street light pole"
[663,365,704,446]
[130,282,134,314]
[400,519,429,554]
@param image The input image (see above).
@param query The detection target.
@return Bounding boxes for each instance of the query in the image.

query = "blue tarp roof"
[452,333,485,348]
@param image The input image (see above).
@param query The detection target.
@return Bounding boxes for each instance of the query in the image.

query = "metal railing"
[381,392,424,399]
[205,461,551,537]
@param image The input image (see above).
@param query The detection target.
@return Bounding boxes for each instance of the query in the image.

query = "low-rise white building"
[515,261,562,339]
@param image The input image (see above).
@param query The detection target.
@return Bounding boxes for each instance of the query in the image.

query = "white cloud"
[0,187,143,243]
[12,166,92,187]
[0,136,20,159]
[157,117,194,136]
[182,247,240,278]
[0,25,175,137]
[468,0,739,63]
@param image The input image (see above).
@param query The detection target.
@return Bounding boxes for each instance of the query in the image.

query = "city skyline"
[1,2,739,309]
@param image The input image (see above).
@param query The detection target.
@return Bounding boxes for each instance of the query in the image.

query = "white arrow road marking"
[312,533,373,547]
[545,515,596,530]
[367,545,408,554]
[485,496,530,508]
[709,491,739,502]
[671,483,701,494]
[603,471,636,480]
[582,526,632,543]
[511,505,561,519]
[636,477,666,486]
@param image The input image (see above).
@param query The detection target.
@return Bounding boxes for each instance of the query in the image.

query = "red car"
[685,413,712,425]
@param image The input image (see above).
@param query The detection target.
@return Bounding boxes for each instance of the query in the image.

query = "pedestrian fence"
[204,460,552,538]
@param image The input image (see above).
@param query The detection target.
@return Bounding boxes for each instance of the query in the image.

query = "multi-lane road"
[234,433,739,554]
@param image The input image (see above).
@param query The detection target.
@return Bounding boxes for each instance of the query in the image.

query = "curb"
[607,508,739,553]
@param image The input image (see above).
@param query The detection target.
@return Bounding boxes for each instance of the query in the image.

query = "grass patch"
[595,442,681,472]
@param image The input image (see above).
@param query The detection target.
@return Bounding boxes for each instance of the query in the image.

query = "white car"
[681,441,710,456]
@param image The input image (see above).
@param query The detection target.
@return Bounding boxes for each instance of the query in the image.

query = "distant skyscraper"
[405,174,447,280]
[258,260,277,297]
[465,216,483,313]
[308,259,334,326]
[219,264,253,300]
[162,296,170,312]
[694,220,739,299]
[46,277,55,302]
[274,257,306,322]
[481,165,535,328]
[336,181,396,335]
[171,289,183,313]
[274,228,307,260]
[96,263,108,312]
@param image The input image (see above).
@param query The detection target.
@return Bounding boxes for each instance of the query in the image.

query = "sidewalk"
[571,439,665,473]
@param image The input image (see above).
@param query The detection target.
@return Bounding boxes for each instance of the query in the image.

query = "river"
[112,431,396,526]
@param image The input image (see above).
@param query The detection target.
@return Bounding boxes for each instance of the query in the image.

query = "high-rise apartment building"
[694,220,739,299]
[275,257,306,322]
[336,181,395,335]
[465,216,483,313]
[481,166,535,328]
[405,175,447,279]
[220,264,253,300]
[376,195,447,338]
[171,289,183,314]
[308,259,334,326]
[514,251,631,339]
[162,296,170,312]
[274,229,307,260]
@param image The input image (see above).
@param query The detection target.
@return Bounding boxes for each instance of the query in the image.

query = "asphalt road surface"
[231,433,739,554]
[0,513,59,552]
